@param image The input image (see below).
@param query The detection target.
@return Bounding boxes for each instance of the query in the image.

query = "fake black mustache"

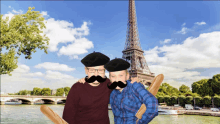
[107,81,127,89]
[85,75,107,83]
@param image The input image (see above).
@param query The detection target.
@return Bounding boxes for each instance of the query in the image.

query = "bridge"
[0,95,66,105]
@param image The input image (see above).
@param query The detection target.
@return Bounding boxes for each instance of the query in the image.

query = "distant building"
[51,89,57,95]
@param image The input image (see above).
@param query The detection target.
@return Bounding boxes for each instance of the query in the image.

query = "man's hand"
[78,78,86,84]
[130,77,139,84]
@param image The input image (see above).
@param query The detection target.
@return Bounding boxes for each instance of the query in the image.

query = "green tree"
[179,84,191,93]
[185,96,193,104]
[194,96,202,107]
[170,96,178,106]
[213,95,220,107]
[158,83,180,96]
[1,7,49,76]
[178,95,185,107]
[164,95,171,106]
[56,88,64,96]
[157,96,164,103]
[211,74,220,95]
[203,96,211,107]
[18,90,31,95]
[33,87,42,95]
[0,48,18,76]
[41,88,51,96]
[192,79,212,97]
[156,92,165,98]
[203,79,214,96]
[64,87,70,96]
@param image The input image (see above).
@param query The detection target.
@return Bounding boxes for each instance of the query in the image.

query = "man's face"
[109,70,129,90]
[85,65,106,85]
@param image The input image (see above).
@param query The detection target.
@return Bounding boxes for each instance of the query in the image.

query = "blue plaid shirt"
[109,80,158,124]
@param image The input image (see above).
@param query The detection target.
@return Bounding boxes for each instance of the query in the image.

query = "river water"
[1,105,220,124]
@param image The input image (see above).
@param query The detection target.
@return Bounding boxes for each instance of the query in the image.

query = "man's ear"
[85,67,88,75]
[126,72,130,80]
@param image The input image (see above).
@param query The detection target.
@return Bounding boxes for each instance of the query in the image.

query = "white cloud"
[40,11,48,17]
[13,64,30,73]
[44,70,75,80]
[42,15,94,59]
[195,21,206,25]
[35,62,75,71]
[182,23,186,27]
[12,9,23,14]
[25,72,44,77]
[145,31,220,88]
[58,37,94,58]
[160,39,171,44]
[1,64,78,93]
[177,27,188,34]
[1,64,45,93]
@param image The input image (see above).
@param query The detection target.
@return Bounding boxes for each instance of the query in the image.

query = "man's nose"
[94,70,98,76]
[115,77,119,82]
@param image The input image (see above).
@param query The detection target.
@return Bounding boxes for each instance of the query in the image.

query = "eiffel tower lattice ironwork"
[122,0,155,86]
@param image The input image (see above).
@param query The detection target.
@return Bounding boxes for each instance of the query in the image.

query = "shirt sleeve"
[62,83,80,123]
[132,82,158,124]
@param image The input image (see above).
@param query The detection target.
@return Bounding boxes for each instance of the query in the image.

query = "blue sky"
[1,1,220,93]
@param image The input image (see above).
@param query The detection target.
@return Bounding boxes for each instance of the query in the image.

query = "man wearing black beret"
[105,58,158,124]
[62,51,112,124]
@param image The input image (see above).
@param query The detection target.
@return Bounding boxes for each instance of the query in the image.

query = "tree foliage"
[0,48,18,76]
[192,74,220,96]
[211,74,220,95]
[1,7,49,76]
[179,84,191,93]
[194,96,202,106]
[64,87,70,96]
[192,79,212,97]
[33,87,42,95]
[18,90,31,95]
[203,96,211,107]
[56,88,64,96]
[185,96,193,104]
[41,88,51,96]
[158,83,180,97]
[213,95,220,107]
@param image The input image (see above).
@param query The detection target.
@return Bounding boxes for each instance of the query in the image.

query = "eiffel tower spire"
[122,0,155,86]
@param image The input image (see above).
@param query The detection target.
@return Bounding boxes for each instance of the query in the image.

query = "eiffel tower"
[122,0,155,86]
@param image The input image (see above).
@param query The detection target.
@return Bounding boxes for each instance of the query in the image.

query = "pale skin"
[78,65,138,86]
[84,65,106,87]
[109,70,129,92]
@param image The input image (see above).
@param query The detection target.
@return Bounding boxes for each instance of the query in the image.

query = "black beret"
[81,52,110,67]
[104,58,130,72]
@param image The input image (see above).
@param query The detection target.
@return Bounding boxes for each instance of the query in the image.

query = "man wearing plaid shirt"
[104,58,158,124]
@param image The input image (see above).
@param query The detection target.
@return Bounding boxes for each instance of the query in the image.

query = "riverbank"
[160,106,220,117]
[178,109,220,117]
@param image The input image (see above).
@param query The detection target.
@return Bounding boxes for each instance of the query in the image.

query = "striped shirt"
[109,80,158,124]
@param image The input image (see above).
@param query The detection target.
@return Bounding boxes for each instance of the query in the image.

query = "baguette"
[40,105,68,124]
[135,74,164,122]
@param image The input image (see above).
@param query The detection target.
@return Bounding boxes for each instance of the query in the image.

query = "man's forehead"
[110,70,126,75]
[87,65,105,69]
